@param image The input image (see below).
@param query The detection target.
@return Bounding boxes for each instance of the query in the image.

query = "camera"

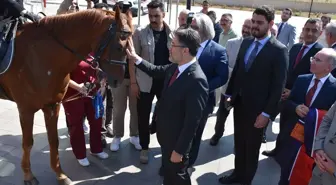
[186,12,194,26]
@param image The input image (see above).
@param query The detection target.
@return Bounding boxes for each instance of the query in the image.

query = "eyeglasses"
[310,56,323,63]
[171,44,186,48]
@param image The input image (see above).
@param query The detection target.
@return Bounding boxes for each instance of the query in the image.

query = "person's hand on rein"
[126,39,142,62]
[77,83,89,96]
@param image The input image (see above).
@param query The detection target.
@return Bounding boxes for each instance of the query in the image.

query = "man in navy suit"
[277,48,336,185]
[188,12,229,169]
[263,18,324,157]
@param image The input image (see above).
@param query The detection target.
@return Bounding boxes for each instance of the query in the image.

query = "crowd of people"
[1,0,336,185]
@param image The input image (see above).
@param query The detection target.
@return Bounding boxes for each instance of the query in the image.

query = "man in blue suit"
[277,48,336,185]
[188,12,229,169]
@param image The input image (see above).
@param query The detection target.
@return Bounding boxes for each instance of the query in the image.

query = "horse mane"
[38,9,116,36]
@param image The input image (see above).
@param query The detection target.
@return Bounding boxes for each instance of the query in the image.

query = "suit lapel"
[300,43,317,63]
[240,38,254,68]
[162,65,177,90]
[311,75,336,107]
[199,40,212,61]
[247,36,275,70]
[164,62,197,91]
[290,44,303,69]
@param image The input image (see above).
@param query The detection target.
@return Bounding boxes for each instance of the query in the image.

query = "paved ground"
[0,1,313,185]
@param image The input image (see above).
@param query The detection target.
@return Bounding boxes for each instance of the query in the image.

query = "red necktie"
[294,45,308,68]
[168,68,179,86]
[305,79,320,106]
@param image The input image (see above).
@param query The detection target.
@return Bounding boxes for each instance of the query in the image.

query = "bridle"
[43,15,132,103]
[47,20,131,69]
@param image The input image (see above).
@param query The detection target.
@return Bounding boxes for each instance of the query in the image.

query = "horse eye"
[120,32,130,40]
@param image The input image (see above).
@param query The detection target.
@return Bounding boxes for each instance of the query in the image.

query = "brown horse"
[0,7,133,185]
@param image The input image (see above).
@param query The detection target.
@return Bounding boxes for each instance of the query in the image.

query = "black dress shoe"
[209,134,221,146]
[262,149,277,157]
[218,174,240,184]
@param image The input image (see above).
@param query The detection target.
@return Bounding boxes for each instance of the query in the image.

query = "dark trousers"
[162,148,191,185]
[188,103,213,167]
[213,95,231,137]
[102,85,113,133]
[233,97,263,184]
[270,100,286,152]
[137,85,162,150]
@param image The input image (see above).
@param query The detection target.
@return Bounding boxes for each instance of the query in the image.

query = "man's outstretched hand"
[126,38,141,62]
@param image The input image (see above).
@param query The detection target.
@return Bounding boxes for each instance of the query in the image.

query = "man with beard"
[129,0,173,164]
[276,8,296,49]
[209,18,253,146]
[218,6,288,185]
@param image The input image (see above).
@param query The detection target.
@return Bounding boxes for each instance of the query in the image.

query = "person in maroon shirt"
[63,59,109,167]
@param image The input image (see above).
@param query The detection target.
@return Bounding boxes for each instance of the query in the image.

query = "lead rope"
[60,82,96,104]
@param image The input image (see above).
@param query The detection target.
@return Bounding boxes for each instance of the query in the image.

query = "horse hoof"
[58,177,73,185]
[23,177,39,185]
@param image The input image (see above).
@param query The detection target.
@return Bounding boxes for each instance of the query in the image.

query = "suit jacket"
[136,60,209,155]
[1,0,24,19]
[132,23,173,93]
[286,42,323,89]
[198,40,228,107]
[276,22,296,49]
[285,74,336,118]
[226,36,288,120]
[310,101,336,185]
[220,36,243,94]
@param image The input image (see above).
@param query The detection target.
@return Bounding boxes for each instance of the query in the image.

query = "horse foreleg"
[19,110,39,185]
[42,104,72,185]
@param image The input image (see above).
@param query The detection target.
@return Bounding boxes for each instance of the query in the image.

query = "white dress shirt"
[244,35,271,64]
[301,42,316,57]
[176,59,196,78]
[307,73,330,106]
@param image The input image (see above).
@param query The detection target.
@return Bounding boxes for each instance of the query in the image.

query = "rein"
[60,82,96,104]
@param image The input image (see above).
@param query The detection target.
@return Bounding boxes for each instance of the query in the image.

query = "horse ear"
[114,4,121,21]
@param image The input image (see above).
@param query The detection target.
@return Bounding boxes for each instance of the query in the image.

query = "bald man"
[178,9,190,27]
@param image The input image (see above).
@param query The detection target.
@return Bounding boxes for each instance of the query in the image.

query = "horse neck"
[41,15,108,73]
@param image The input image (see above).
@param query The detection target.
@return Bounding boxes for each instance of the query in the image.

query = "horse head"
[91,7,133,88]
